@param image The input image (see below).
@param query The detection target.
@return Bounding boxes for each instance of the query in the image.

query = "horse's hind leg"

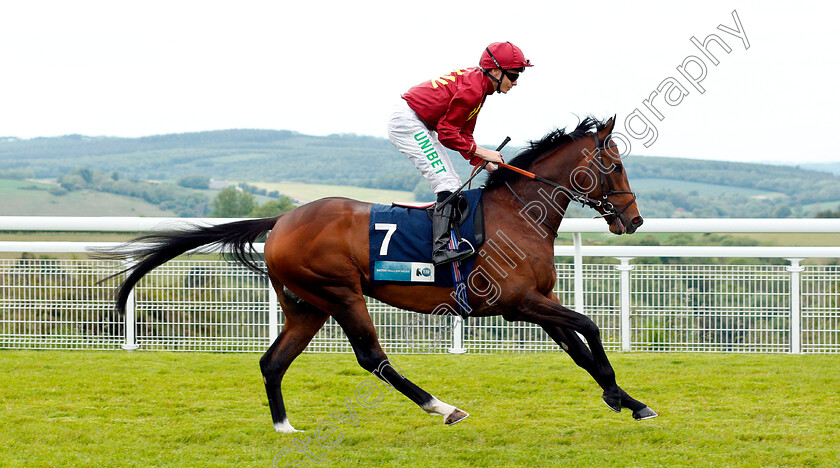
[332,298,468,425]
[260,286,328,433]
[541,324,657,421]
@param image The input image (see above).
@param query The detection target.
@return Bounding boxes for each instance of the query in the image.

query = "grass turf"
[1,351,839,467]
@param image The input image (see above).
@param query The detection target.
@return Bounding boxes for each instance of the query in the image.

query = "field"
[250,179,792,206]
[249,181,415,204]
[802,201,840,215]
[0,179,176,217]
[630,178,787,199]
[3,176,838,217]
[0,179,414,216]
[2,351,839,467]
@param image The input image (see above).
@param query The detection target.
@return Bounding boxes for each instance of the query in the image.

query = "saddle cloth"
[369,188,485,287]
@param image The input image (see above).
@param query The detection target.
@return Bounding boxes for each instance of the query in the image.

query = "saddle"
[394,193,485,245]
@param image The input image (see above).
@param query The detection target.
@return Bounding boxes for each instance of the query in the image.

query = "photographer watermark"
[518,9,750,238]
[272,10,752,465]
[616,10,749,153]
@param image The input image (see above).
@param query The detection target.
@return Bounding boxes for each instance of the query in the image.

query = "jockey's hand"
[485,162,498,172]
[475,146,504,164]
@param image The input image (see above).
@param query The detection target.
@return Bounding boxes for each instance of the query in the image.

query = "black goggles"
[503,68,525,82]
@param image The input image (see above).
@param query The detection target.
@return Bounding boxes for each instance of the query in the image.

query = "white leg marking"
[422,397,457,417]
[274,418,299,433]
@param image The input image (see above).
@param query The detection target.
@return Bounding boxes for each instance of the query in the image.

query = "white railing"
[1,217,839,354]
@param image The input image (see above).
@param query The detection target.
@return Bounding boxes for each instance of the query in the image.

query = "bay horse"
[103,116,656,433]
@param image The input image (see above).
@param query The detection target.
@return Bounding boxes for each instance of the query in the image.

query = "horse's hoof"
[274,419,300,433]
[603,395,621,413]
[632,406,658,421]
[445,408,469,425]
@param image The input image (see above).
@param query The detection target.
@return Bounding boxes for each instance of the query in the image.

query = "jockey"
[388,41,532,266]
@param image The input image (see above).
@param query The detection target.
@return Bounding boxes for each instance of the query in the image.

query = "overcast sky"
[1,1,837,164]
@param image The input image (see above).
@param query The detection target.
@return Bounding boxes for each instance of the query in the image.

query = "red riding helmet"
[479,42,533,70]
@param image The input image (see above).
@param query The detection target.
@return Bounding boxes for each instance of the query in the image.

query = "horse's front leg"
[517,291,657,421]
[541,324,657,420]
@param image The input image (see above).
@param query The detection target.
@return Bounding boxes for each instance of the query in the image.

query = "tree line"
[54,168,295,218]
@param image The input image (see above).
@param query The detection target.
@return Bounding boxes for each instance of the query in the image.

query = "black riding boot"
[431,193,474,266]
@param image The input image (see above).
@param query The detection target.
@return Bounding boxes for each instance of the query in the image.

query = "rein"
[501,132,638,230]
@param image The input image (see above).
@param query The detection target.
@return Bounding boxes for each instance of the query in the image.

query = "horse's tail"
[95,216,280,315]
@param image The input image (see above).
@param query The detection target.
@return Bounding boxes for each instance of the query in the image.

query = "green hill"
[1,130,838,218]
[629,178,785,198]
[0,179,177,217]
[801,162,840,176]
[623,156,839,206]
[0,131,434,187]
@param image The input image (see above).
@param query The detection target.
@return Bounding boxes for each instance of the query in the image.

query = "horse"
[101,116,656,433]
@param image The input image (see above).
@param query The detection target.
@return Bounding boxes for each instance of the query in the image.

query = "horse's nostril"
[631,216,643,227]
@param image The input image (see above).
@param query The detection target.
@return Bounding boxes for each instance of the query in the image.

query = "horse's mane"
[484,116,609,189]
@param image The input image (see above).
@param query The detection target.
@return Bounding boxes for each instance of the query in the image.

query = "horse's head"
[571,116,643,235]
[484,116,643,237]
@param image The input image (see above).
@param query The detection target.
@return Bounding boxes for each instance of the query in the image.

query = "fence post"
[449,316,466,354]
[122,258,139,351]
[573,232,585,314]
[786,258,804,354]
[615,257,634,351]
[268,283,279,344]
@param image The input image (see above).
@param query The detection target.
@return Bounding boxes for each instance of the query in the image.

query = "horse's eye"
[614,164,623,174]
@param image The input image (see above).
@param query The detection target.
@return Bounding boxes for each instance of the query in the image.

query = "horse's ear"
[598,115,616,140]
[604,115,616,134]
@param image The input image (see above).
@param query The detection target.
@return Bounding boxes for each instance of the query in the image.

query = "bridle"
[585,131,637,224]
[501,132,638,234]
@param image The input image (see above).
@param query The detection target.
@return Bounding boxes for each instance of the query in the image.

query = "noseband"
[503,132,638,233]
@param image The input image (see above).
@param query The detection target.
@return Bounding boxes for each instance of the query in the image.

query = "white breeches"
[387,100,462,194]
